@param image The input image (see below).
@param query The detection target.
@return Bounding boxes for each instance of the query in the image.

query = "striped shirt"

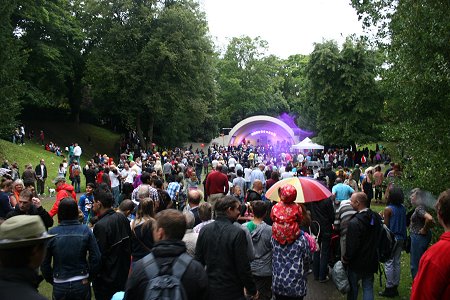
[334,200,356,236]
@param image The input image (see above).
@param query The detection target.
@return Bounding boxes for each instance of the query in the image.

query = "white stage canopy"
[291,137,324,150]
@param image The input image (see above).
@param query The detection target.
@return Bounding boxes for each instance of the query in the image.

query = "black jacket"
[195,215,257,300]
[305,197,335,239]
[6,204,54,229]
[125,240,208,300]
[344,209,381,274]
[34,165,47,179]
[83,167,97,185]
[93,209,131,291]
[0,267,47,300]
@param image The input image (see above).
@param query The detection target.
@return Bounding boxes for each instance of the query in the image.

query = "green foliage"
[351,0,450,195]
[0,0,26,137]
[217,36,288,128]
[12,0,86,112]
[85,0,217,146]
[302,39,383,146]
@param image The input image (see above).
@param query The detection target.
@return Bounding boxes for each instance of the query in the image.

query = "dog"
[48,186,56,197]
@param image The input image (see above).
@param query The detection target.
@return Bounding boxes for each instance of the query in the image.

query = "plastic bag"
[332,260,350,294]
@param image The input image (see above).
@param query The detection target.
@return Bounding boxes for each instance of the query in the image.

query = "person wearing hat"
[48,175,76,219]
[0,215,55,300]
[6,189,54,230]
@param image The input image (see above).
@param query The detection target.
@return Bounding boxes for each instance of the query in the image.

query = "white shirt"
[73,145,82,156]
[244,168,252,182]
[109,171,120,188]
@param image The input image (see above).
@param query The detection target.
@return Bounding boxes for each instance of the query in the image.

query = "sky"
[199,0,365,59]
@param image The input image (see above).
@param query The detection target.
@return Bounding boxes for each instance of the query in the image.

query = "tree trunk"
[136,113,147,149]
[147,114,154,151]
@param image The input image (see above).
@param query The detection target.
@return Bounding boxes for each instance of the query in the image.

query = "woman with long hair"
[409,188,434,279]
[362,169,374,207]
[379,187,407,297]
[130,198,155,266]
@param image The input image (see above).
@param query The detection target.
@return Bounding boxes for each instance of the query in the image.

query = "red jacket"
[411,231,450,300]
[205,171,229,196]
[49,183,77,217]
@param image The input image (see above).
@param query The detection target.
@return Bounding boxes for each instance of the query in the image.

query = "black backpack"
[142,252,192,300]
[377,221,397,263]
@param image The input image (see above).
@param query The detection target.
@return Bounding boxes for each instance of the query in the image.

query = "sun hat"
[52,175,66,184]
[0,215,55,249]
[279,184,297,204]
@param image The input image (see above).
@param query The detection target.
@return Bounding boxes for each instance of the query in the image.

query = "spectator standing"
[22,164,36,190]
[78,183,95,224]
[34,159,48,196]
[0,179,13,219]
[379,187,407,297]
[343,192,382,300]
[409,188,434,279]
[49,176,77,219]
[242,201,273,300]
[0,215,55,300]
[332,178,354,201]
[109,166,121,207]
[195,196,257,300]
[205,164,229,212]
[411,189,450,300]
[125,209,209,300]
[92,186,132,300]
[73,143,82,163]
[41,198,101,300]
[130,199,155,266]
[70,161,82,193]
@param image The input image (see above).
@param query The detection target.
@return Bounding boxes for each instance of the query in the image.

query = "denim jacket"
[41,220,101,283]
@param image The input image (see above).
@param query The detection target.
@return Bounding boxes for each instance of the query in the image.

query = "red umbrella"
[266,177,331,203]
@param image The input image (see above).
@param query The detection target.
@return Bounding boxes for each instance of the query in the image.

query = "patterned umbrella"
[265,177,331,203]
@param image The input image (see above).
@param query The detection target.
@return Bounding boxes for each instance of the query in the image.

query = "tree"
[12,0,85,120]
[0,0,26,137]
[85,0,217,147]
[351,0,450,194]
[302,39,383,146]
[217,36,288,128]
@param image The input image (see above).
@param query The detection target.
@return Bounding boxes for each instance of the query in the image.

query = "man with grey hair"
[182,211,198,257]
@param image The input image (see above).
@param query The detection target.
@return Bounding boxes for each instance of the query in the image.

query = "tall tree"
[302,39,383,146]
[217,36,288,128]
[351,0,450,194]
[0,0,26,137]
[12,0,85,120]
[85,0,217,147]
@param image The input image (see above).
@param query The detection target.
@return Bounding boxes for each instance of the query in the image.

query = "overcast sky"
[199,0,364,58]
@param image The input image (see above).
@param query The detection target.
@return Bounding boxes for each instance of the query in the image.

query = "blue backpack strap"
[171,253,192,279]
[142,253,160,279]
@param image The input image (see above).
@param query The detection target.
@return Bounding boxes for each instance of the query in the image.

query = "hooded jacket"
[242,221,272,277]
[344,209,381,274]
[49,183,77,218]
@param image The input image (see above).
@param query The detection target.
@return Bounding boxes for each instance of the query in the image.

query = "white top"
[244,167,252,182]
[109,171,120,188]
[73,145,82,156]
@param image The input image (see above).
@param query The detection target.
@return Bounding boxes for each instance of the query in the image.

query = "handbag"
[332,260,350,294]
[308,221,321,251]
[404,235,411,253]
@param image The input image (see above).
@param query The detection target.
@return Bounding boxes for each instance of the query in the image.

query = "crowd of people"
[0,141,449,300]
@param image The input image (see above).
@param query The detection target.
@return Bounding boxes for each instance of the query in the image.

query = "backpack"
[72,166,81,176]
[377,223,397,263]
[142,252,192,300]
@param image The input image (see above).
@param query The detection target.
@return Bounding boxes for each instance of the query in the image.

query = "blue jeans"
[410,232,431,279]
[111,186,120,207]
[347,269,374,300]
[53,279,91,300]
[313,235,331,280]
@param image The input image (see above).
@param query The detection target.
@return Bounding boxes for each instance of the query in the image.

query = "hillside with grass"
[0,121,120,183]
